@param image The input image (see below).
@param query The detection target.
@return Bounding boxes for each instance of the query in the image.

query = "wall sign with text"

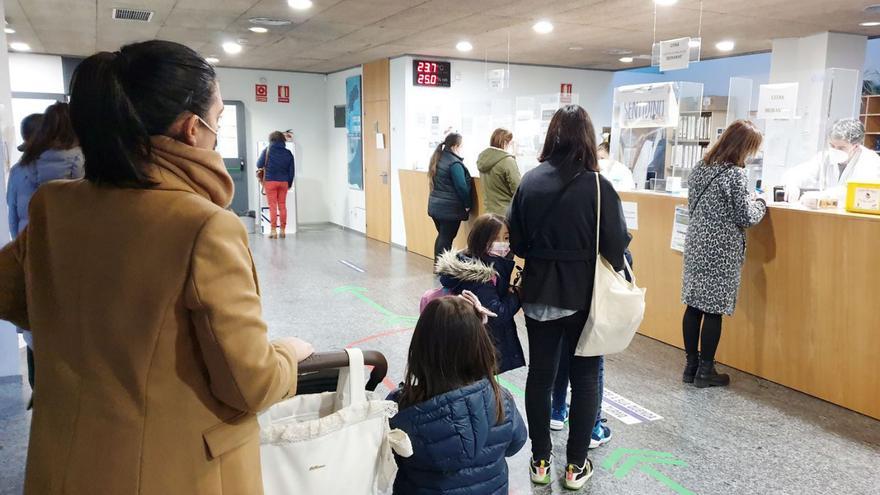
[757,83,799,120]
[413,60,451,87]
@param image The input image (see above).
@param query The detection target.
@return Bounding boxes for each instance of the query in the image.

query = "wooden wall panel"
[362,59,391,243]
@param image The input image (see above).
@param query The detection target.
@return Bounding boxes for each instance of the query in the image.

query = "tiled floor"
[1,226,878,494]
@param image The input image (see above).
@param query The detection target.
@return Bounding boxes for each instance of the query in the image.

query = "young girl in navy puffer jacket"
[388,295,527,495]
[434,213,525,373]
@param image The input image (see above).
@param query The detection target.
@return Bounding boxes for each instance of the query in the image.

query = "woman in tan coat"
[0,40,312,494]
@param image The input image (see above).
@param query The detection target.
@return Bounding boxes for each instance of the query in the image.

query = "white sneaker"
[530,456,553,485]
[563,459,594,490]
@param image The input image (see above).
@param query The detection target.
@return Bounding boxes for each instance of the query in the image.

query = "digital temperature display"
[413,60,451,87]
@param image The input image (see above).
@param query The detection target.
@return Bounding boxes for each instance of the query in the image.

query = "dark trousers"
[26,347,34,390]
[432,218,461,263]
[552,350,603,426]
[525,312,601,467]
[682,305,723,362]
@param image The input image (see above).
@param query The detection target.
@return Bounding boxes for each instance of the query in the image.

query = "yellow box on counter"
[846,181,880,215]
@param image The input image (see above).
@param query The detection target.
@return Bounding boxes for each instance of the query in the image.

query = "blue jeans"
[553,345,604,426]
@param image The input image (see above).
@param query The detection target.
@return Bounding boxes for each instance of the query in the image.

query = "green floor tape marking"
[496,375,525,398]
[333,286,419,326]
[639,466,696,495]
[603,448,695,495]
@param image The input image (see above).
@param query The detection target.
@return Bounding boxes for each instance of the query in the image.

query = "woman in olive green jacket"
[477,128,522,216]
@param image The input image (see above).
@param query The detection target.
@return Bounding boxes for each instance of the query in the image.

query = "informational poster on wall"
[670,205,689,252]
[345,75,363,191]
[757,83,798,120]
[621,201,639,230]
[617,83,680,129]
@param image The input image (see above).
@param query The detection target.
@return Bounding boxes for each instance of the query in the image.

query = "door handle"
[240,159,245,172]
[379,171,389,185]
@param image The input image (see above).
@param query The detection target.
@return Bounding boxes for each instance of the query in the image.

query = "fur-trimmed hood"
[435,250,496,284]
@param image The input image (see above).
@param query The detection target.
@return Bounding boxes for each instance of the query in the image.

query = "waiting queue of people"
[0,38,780,495]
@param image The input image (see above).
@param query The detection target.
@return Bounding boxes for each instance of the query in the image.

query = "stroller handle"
[298,349,389,391]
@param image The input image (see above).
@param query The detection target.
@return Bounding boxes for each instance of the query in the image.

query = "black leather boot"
[682,354,700,383]
[694,360,730,388]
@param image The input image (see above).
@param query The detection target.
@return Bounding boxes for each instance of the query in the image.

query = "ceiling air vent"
[112,8,154,22]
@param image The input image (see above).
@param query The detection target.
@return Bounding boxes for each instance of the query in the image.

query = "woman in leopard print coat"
[680,121,767,388]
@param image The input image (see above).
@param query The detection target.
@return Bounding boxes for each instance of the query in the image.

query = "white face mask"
[828,148,849,165]
[489,241,510,258]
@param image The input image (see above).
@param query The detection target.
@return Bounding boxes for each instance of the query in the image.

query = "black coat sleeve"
[598,176,631,272]
[508,187,528,258]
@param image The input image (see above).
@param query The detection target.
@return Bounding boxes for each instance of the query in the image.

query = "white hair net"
[829,119,865,145]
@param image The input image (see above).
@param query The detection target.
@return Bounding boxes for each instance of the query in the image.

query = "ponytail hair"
[69,40,217,188]
[428,132,462,190]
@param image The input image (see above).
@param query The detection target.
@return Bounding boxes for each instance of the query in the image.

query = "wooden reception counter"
[399,169,486,259]
[399,169,879,419]
[620,190,879,420]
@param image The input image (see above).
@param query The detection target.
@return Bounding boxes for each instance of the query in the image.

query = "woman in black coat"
[507,105,630,490]
[427,133,472,263]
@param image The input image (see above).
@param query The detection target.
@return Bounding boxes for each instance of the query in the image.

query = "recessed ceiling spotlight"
[860,21,880,27]
[654,0,679,5]
[205,56,220,64]
[533,20,554,34]
[619,57,634,63]
[456,40,473,52]
[715,40,735,52]
[569,46,584,51]
[288,0,313,10]
[249,26,268,33]
[4,27,15,34]
[222,41,242,54]
[688,38,701,47]
[9,41,30,51]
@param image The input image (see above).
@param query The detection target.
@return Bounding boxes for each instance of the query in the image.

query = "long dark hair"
[21,103,78,165]
[69,40,217,188]
[703,120,763,168]
[399,296,505,424]
[428,132,462,189]
[538,105,599,175]
[466,214,506,260]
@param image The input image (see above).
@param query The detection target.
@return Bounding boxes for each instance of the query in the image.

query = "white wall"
[389,55,616,246]
[0,0,23,376]
[325,66,366,233]
[214,68,328,224]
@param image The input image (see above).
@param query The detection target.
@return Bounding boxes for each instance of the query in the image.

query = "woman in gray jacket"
[681,120,766,388]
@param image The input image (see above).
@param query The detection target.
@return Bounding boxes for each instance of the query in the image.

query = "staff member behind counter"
[784,119,880,203]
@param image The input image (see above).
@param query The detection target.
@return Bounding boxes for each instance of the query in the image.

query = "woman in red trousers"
[257,131,296,238]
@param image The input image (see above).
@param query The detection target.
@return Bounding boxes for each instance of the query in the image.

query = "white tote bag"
[258,348,412,495]
[575,173,647,357]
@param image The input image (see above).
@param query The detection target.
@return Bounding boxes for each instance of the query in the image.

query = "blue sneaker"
[589,418,612,449]
[550,403,569,431]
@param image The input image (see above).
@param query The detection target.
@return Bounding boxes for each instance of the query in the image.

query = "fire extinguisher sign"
[278,85,291,103]
[255,84,268,102]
